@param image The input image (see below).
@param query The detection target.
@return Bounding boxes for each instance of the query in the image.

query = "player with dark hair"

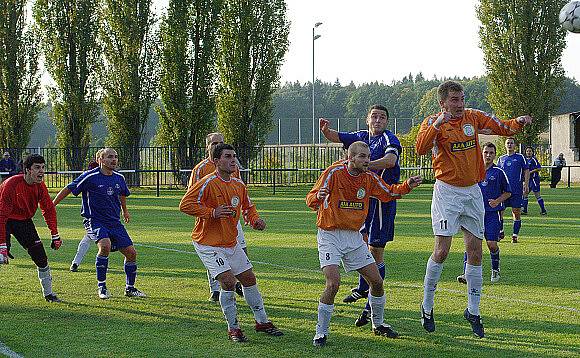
[522,146,546,215]
[497,138,530,243]
[53,148,146,299]
[0,154,62,302]
[189,132,246,301]
[65,149,103,272]
[307,141,422,347]
[416,80,532,338]
[457,142,511,284]
[320,104,402,327]
[180,143,282,343]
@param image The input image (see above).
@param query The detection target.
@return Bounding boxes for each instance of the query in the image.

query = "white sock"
[242,284,268,324]
[38,265,53,296]
[368,293,386,328]
[422,257,443,312]
[219,290,238,330]
[72,235,92,265]
[207,270,220,292]
[465,263,483,316]
[315,302,334,337]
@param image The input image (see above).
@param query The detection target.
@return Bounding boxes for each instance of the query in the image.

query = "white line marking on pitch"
[135,243,579,314]
[0,341,24,358]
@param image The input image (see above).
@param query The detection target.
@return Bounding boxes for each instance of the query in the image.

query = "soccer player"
[189,132,246,302]
[457,143,511,284]
[523,146,546,215]
[306,141,422,347]
[53,148,146,299]
[0,154,62,302]
[416,80,532,338]
[497,138,530,243]
[180,143,283,343]
[319,105,402,326]
[65,150,102,272]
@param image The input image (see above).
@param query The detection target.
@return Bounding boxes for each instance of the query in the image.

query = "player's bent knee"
[217,272,237,290]
[236,269,257,287]
[325,280,340,295]
[121,246,137,261]
[27,241,48,268]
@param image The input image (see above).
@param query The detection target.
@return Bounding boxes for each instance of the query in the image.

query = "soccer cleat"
[255,321,283,336]
[456,274,467,284]
[498,231,505,241]
[355,310,370,327]
[313,334,327,347]
[521,210,528,215]
[125,286,147,298]
[373,324,399,338]
[98,286,111,299]
[421,304,435,332]
[209,291,220,302]
[228,328,248,342]
[464,308,485,338]
[540,210,547,216]
[70,263,79,272]
[491,269,500,283]
[44,293,61,303]
[342,288,368,303]
[511,235,518,243]
[235,282,244,297]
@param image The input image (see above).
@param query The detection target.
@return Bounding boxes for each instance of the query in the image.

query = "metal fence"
[1,143,554,191]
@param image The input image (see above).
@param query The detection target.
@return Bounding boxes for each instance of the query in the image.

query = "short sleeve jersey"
[338,130,402,184]
[478,165,512,212]
[67,168,130,224]
[497,153,528,193]
[526,156,541,182]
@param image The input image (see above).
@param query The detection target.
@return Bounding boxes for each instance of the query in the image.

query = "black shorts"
[5,219,41,249]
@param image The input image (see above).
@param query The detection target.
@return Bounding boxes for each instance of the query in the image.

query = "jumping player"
[497,138,529,243]
[457,143,511,284]
[180,143,283,343]
[523,146,546,215]
[0,154,62,302]
[53,148,146,299]
[189,132,246,301]
[66,150,103,272]
[320,105,402,327]
[416,80,532,338]
[307,141,422,347]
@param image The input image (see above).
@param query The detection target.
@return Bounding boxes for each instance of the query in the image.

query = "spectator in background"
[550,153,566,188]
[0,152,17,181]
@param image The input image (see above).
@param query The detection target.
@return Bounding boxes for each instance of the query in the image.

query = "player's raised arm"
[475,110,531,136]
[52,187,72,206]
[179,177,218,219]
[319,118,341,143]
[369,173,422,203]
[415,114,445,155]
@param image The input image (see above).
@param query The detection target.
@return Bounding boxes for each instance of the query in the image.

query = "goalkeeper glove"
[50,234,62,250]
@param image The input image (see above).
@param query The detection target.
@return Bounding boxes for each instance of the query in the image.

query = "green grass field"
[1,185,579,357]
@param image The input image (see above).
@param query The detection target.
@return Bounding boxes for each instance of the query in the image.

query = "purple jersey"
[338,130,401,184]
[478,164,512,212]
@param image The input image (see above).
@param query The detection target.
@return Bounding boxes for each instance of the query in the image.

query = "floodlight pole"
[312,22,322,145]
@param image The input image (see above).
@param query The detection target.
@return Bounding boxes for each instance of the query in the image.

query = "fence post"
[298,118,302,145]
[568,166,571,188]
[156,170,160,197]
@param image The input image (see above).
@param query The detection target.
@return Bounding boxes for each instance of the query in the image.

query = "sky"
[153,0,580,86]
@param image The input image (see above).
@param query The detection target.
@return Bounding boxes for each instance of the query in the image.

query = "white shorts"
[193,241,252,279]
[317,228,375,272]
[236,221,246,248]
[431,180,485,239]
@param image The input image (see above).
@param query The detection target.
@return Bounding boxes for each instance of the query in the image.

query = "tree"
[100,0,159,183]
[477,0,567,144]
[34,0,100,170]
[0,0,42,149]
[216,0,289,165]
[156,0,221,178]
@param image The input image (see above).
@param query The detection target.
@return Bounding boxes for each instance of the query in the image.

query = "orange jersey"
[180,172,259,247]
[416,109,524,187]
[306,164,411,231]
[188,159,240,188]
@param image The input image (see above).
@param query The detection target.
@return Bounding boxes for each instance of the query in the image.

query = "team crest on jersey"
[231,196,240,207]
[356,188,366,199]
[463,123,475,136]
[450,139,476,152]
[115,184,120,189]
[489,175,496,181]
[107,187,114,195]
[339,201,364,210]
[507,161,512,166]
[481,180,488,187]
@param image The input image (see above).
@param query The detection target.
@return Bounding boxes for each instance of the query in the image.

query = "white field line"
[134,243,579,314]
[0,341,24,358]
